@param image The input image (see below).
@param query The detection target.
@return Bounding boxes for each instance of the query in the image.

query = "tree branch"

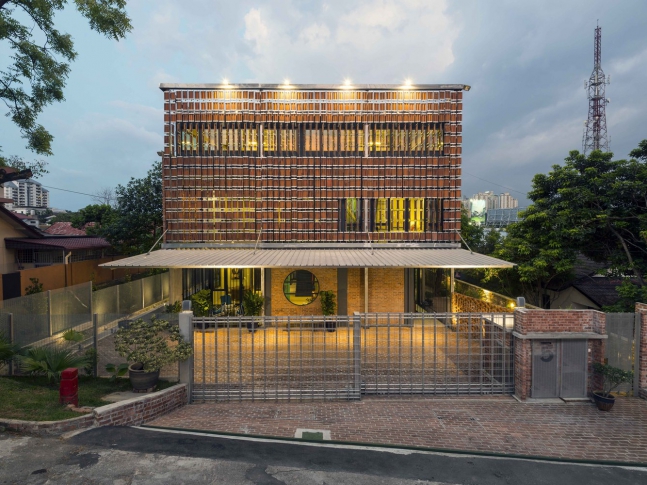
[609,225,645,285]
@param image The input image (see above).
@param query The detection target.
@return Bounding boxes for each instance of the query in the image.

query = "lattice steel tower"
[582,24,610,155]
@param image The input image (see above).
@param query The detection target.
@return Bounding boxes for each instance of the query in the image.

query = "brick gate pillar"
[636,303,647,399]
[512,308,606,401]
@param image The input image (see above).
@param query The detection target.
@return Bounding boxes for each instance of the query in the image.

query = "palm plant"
[0,333,23,372]
[20,347,90,383]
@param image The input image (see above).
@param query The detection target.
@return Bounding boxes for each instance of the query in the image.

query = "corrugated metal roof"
[100,248,514,269]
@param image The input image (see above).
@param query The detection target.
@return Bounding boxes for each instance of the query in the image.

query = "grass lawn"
[0,376,176,421]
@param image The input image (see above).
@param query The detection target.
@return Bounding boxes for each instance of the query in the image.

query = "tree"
[0,0,131,162]
[92,187,117,207]
[101,161,163,255]
[494,139,647,307]
[70,203,115,230]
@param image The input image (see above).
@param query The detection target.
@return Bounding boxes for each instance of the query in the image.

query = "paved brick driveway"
[147,396,647,464]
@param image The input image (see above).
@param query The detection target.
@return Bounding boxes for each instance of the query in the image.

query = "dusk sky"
[2,0,646,211]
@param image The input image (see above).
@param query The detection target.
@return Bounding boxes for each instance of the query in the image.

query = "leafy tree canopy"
[494,139,647,307]
[100,161,163,255]
[70,203,115,230]
[0,0,131,165]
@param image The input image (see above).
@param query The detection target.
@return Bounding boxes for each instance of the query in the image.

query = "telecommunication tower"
[582,24,610,155]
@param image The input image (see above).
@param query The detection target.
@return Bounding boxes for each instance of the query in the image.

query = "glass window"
[427,128,444,152]
[305,129,320,151]
[409,130,426,151]
[390,198,405,231]
[202,128,218,152]
[370,129,391,151]
[283,270,319,306]
[180,128,199,152]
[264,129,278,151]
[345,198,361,231]
[281,129,298,151]
[393,129,407,151]
[322,129,338,151]
[409,198,424,232]
[375,198,388,232]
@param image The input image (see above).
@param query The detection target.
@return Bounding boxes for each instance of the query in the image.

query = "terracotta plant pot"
[592,391,615,411]
[128,363,160,391]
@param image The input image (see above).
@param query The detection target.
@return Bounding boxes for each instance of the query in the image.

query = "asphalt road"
[1,426,646,484]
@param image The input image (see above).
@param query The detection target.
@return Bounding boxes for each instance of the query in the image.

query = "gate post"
[352,312,362,400]
[179,301,194,403]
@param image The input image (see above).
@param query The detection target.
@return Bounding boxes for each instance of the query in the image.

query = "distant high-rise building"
[498,193,518,209]
[4,179,49,209]
[470,191,518,211]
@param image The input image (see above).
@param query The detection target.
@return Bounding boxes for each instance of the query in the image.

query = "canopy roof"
[100,248,513,269]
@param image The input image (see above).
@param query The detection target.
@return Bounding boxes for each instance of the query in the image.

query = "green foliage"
[99,162,163,255]
[83,347,97,376]
[164,300,182,313]
[0,0,131,158]
[319,290,337,316]
[190,290,213,317]
[0,152,49,178]
[603,280,647,313]
[25,277,44,295]
[62,329,84,343]
[105,362,129,381]
[20,346,89,383]
[0,332,23,371]
[113,317,193,372]
[49,211,75,224]
[242,291,264,316]
[593,362,634,397]
[70,204,116,230]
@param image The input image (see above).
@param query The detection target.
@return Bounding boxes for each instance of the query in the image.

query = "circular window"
[283,270,319,306]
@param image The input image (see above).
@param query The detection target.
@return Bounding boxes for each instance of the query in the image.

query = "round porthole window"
[283,270,319,306]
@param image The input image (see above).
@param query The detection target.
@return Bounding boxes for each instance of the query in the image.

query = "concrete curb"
[0,384,187,436]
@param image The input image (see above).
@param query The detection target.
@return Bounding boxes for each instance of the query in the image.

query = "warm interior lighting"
[404,78,413,88]
[222,78,229,85]
[280,79,293,89]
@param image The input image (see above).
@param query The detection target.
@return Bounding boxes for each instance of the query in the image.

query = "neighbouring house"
[44,221,87,236]
[102,82,513,314]
[0,204,126,300]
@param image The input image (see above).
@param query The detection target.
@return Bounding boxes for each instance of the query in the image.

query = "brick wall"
[636,303,647,396]
[1,384,187,436]
[347,268,404,314]
[270,268,338,316]
[513,309,606,400]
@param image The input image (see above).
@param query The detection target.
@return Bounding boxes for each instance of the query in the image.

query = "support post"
[352,312,362,400]
[116,284,120,315]
[635,313,642,397]
[92,313,99,377]
[8,313,14,376]
[364,268,369,313]
[179,301,194,403]
[450,268,455,313]
[141,277,145,310]
[47,290,52,337]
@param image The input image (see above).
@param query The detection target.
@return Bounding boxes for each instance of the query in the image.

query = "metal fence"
[191,312,514,402]
[605,312,641,395]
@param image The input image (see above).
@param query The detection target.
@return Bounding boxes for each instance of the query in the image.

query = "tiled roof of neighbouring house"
[44,221,86,236]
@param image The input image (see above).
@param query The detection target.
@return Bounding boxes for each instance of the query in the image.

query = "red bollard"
[60,367,79,407]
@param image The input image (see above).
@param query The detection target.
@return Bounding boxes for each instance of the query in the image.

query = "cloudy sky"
[2,0,646,210]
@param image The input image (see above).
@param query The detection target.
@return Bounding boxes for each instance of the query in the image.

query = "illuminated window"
[180,128,199,152]
[375,198,388,232]
[202,128,219,152]
[305,129,320,151]
[390,198,405,231]
[322,129,338,151]
[370,130,391,151]
[280,129,298,151]
[409,130,426,151]
[345,198,361,231]
[264,129,278,151]
[283,270,319,306]
[427,128,444,152]
[409,198,424,232]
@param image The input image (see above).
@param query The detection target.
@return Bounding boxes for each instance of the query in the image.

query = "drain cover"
[294,428,331,440]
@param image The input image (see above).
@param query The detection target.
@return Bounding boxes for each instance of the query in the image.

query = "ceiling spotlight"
[404,78,412,87]
[222,78,229,85]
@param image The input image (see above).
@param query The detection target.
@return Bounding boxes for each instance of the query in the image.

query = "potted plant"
[113,317,193,391]
[242,291,265,332]
[592,362,634,411]
[319,290,337,332]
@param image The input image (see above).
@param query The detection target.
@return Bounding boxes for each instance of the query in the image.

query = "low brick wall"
[513,309,606,400]
[0,384,187,436]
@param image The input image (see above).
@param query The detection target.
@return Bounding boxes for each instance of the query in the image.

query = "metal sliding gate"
[191,312,514,402]
[605,313,641,395]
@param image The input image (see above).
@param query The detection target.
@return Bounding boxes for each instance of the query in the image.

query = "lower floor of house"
[172,267,455,316]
